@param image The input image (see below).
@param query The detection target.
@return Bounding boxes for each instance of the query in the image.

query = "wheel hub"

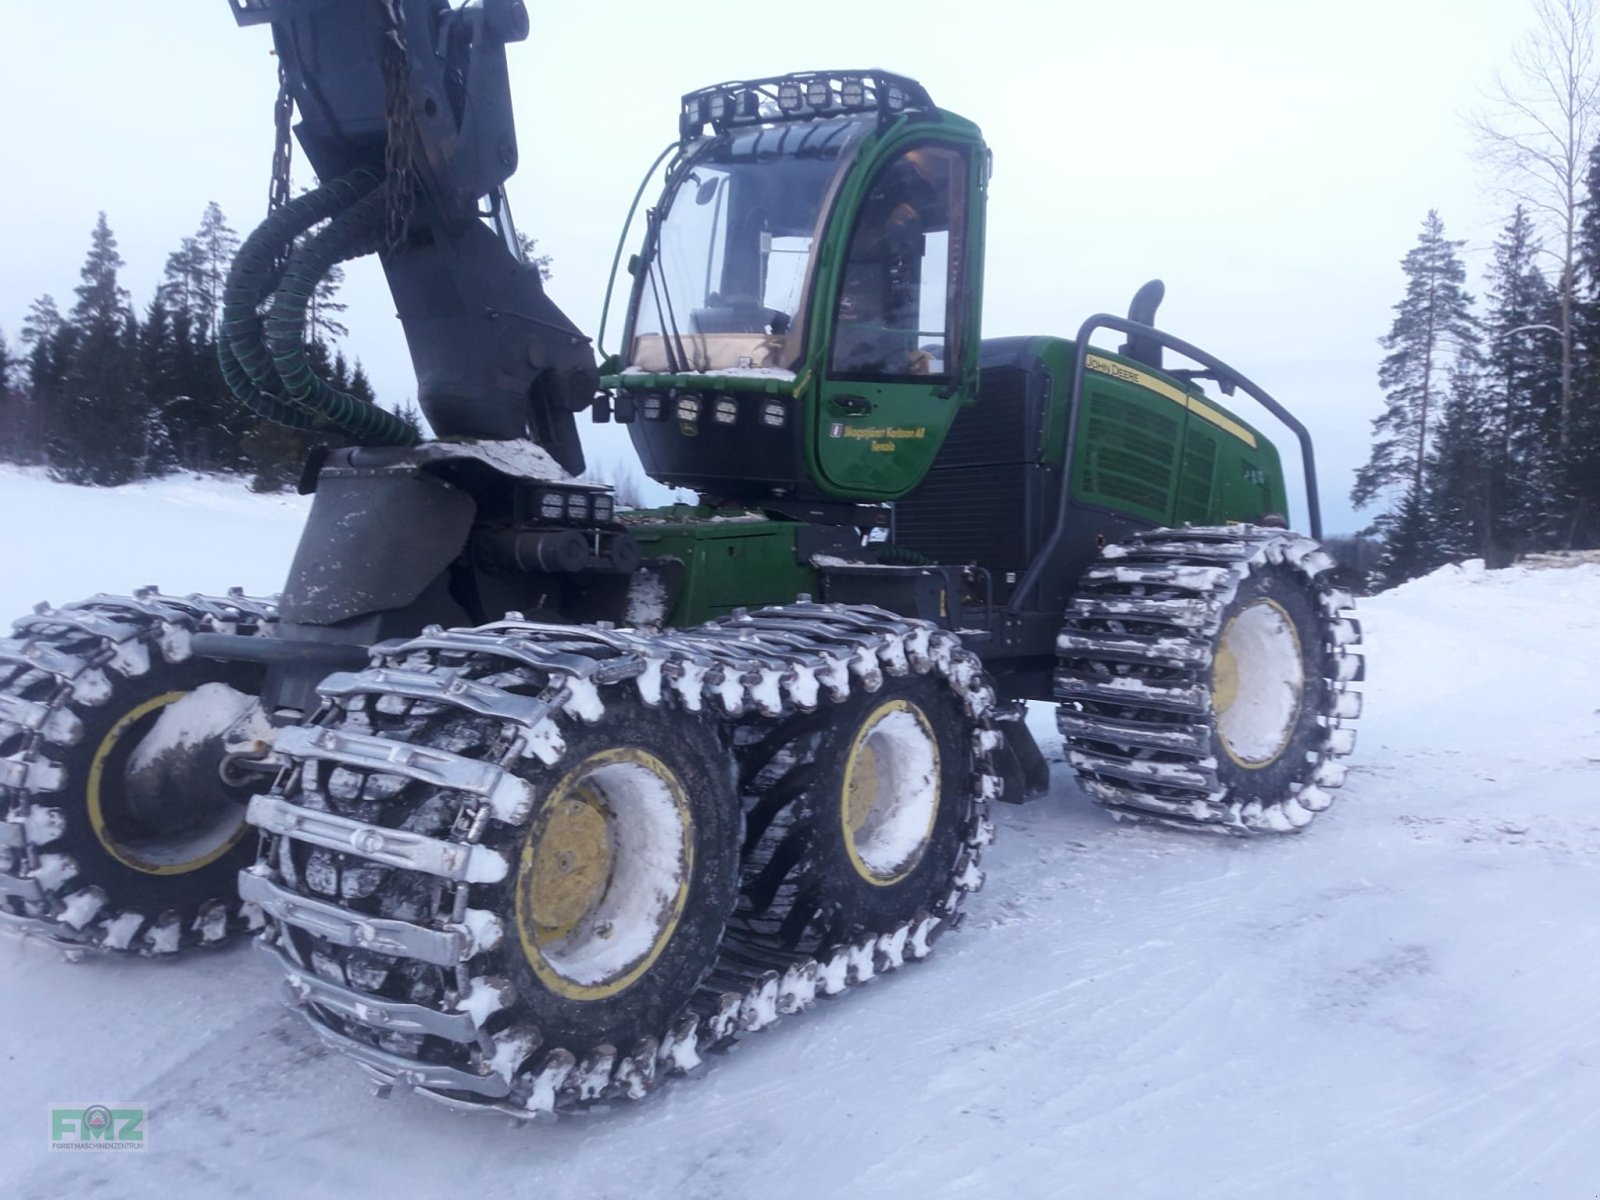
[91,685,259,876]
[1212,598,1305,767]
[840,700,940,886]
[515,750,693,1000]
[526,792,613,937]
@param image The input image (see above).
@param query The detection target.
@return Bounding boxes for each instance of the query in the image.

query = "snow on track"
[2,468,1598,1198]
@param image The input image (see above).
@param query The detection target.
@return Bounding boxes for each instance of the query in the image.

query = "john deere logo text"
[49,1103,147,1151]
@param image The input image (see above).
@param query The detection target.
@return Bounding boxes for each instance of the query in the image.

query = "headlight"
[839,78,866,109]
[676,395,700,421]
[706,91,731,123]
[539,491,564,520]
[714,397,737,425]
[805,78,831,109]
[762,400,786,428]
[566,493,590,521]
[642,392,664,420]
[778,82,803,112]
[593,495,615,522]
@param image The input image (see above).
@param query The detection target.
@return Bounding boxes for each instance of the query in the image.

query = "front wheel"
[1056,526,1362,833]
[255,641,740,1103]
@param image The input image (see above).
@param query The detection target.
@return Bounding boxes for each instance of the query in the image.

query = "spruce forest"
[1355,0,1600,584]
[0,204,416,492]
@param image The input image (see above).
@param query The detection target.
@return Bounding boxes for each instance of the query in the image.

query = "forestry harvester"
[0,0,1362,1116]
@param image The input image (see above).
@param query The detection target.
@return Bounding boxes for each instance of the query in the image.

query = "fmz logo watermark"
[49,1103,147,1151]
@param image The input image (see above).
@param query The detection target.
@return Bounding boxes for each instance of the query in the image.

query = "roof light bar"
[680,70,934,142]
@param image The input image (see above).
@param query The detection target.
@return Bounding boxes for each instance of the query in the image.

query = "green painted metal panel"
[623,507,818,627]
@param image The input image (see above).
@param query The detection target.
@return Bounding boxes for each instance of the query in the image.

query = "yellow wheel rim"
[87,691,251,876]
[1211,598,1306,770]
[839,699,941,887]
[525,790,613,939]
[515,748,693,1002]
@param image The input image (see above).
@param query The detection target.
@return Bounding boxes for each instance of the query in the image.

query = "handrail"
[1007,314,1322,615]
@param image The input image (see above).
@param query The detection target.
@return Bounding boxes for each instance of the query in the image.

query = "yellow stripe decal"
[1085,354,1258,449]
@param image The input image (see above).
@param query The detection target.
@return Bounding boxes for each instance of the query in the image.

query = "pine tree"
[0,328,17,463]
[394,398,424,440]
[1354,211,1482,579]
[18,296,69,467]
[1480,206,1563,560]
[308,262,350,343]
[193,202,239,337]
[516,232,554,281]
[1568,141,1600,547]
[1376,485,1440,586]
[1426,372,1489,563]
[50,214,146,485]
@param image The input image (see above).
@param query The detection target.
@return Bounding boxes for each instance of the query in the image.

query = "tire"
[488,694,740,1054]
[270,678,740,1073]
[735,670,977,953]
[1057,527,1361,834]
[0,595,275,951]
[252,607,997,1113]
[1208,560,1327,806]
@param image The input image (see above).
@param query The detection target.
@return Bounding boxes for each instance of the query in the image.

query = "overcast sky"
[0,0,1541,534]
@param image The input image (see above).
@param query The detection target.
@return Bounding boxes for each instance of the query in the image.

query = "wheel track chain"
[252,601,999,1119]
[1055,526,1362,835]
[0,587,280,952]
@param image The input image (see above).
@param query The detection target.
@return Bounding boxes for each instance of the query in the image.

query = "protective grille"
[1081,402,1179,516]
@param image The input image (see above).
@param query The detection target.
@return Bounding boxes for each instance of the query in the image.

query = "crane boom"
[226,0,595,472]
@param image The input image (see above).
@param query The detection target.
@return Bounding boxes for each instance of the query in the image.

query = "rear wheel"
[0,594,275,951]
[1056,526,1362,833]
[735,668,979,953]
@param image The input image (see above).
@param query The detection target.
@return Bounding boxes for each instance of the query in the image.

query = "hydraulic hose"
[218,169,381,432]
[263,185,418,447]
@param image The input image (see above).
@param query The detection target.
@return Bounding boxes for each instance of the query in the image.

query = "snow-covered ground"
[2,466,1598,1199]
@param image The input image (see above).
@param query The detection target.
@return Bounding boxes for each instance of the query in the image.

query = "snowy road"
[2,468,1597,1199]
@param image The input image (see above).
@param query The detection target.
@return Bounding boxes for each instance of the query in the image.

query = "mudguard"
[280,470,476,626]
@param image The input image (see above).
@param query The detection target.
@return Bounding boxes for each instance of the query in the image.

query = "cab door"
[812,140,984,499]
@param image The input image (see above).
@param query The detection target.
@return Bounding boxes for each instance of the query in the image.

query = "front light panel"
[714,397,738,425]
[761,400,787,428]
[642,392,665,420]
[593,495,615,522]
[676,395,700,421]
[539,491,565,520]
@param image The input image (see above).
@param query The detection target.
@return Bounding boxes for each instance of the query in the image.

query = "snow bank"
[0,466,309,619]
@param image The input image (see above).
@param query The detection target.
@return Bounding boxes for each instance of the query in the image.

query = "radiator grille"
[894,464,1030,570]
[1080,402,1179,516]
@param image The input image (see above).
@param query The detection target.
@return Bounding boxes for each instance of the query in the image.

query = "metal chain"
[270,61,294,212]
[378,0,416,249]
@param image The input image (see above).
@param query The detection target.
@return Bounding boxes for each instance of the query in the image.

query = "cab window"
[830,144,969,380]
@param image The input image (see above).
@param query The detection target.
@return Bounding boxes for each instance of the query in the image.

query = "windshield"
[629,117,872,375]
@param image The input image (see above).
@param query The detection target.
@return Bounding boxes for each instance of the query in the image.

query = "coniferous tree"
[1425,371,1488,564]
[1354,211,1482,575]
[0,329,17,462]
[17,296,69,467]
[192,202,239,337]
[1477,206,1564,560]
[50,213,145,485]
[1568,140,1600,546]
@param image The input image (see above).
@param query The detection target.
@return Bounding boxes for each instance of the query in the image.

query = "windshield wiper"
[642,209,691,374]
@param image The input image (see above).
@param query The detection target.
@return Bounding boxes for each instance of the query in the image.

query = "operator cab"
[608,72,989,511]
